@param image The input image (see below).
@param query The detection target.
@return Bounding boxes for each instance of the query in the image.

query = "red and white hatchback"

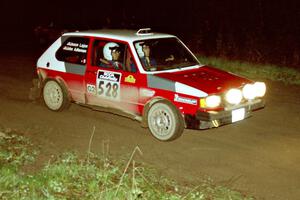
[32,28,266,141]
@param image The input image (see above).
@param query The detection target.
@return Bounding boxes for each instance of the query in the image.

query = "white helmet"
[103,42,119,61]
[135,42,145,57]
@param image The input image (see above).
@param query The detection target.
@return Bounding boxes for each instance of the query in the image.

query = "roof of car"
[63,29,176,42]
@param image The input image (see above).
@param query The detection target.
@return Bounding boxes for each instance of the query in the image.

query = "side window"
[92,40,109,66]
[92,40,136,72]
[56,37,89,65]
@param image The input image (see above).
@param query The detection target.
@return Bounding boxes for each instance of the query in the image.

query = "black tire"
[147,100,184,141]
[42,79,70,111]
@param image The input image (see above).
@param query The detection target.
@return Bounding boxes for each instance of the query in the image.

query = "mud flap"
[28,78,42,100]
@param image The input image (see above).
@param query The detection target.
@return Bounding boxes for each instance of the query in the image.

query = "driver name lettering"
[63,46,73,51]
[67,42,79,47]
[66,42,88,48]
[63,42,88,53]
[74,48,87,53]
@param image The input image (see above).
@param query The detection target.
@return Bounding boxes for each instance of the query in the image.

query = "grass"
[0,130,38,168]
[198,55,300,85]
[0,129,254,200]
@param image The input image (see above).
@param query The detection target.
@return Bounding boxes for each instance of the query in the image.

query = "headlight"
[253,82,266,97]
[225,89,242,105]
[200,95,221,108]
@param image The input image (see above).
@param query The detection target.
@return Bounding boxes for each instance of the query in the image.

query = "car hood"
[154,66,251,94]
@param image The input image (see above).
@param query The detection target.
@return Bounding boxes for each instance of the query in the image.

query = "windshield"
[134,37,200,72]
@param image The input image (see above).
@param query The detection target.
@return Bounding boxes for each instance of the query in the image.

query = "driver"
[101,42,123,70]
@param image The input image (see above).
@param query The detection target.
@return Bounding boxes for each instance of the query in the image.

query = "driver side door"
[84,38,141,114]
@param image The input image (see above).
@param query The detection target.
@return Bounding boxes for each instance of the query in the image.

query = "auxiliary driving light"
[254,82,266,97]
[242,82,266,100]
[242,84,256,100]
[225,89,242,105]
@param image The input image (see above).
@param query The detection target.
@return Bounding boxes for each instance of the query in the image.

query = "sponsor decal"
[96,70,122,101]
[174,94,197,105]
[139,88,155,97]
[98,71,121,82]
[125,75,136,84]
[86,84,96,94]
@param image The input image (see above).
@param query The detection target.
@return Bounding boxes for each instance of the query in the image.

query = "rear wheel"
[147,101,184,141]
[42,80,70,111]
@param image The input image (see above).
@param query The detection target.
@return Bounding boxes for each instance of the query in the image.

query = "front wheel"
[147,101,184,141]
[42,80,70,111]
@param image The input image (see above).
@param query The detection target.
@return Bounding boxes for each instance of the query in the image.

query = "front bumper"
[195,99,265,129]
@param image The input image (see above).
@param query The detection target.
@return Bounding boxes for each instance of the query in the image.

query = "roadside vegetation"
[0,128,254,200]
[198,56,300,85]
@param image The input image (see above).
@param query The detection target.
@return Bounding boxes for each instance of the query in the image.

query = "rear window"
[56,37,89,65]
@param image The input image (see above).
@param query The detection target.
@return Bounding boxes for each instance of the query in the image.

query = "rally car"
[30,28,266,141]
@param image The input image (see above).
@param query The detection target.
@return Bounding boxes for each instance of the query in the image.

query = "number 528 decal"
[96,70,122,101]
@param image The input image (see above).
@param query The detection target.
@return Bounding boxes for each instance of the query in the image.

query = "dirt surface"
[0,51,300,200]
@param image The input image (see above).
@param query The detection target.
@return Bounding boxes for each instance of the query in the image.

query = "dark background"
[1,0,299,67]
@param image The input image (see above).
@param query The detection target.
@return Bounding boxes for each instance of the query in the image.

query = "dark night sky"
[1,0,299,32]
[1,0,300,66]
